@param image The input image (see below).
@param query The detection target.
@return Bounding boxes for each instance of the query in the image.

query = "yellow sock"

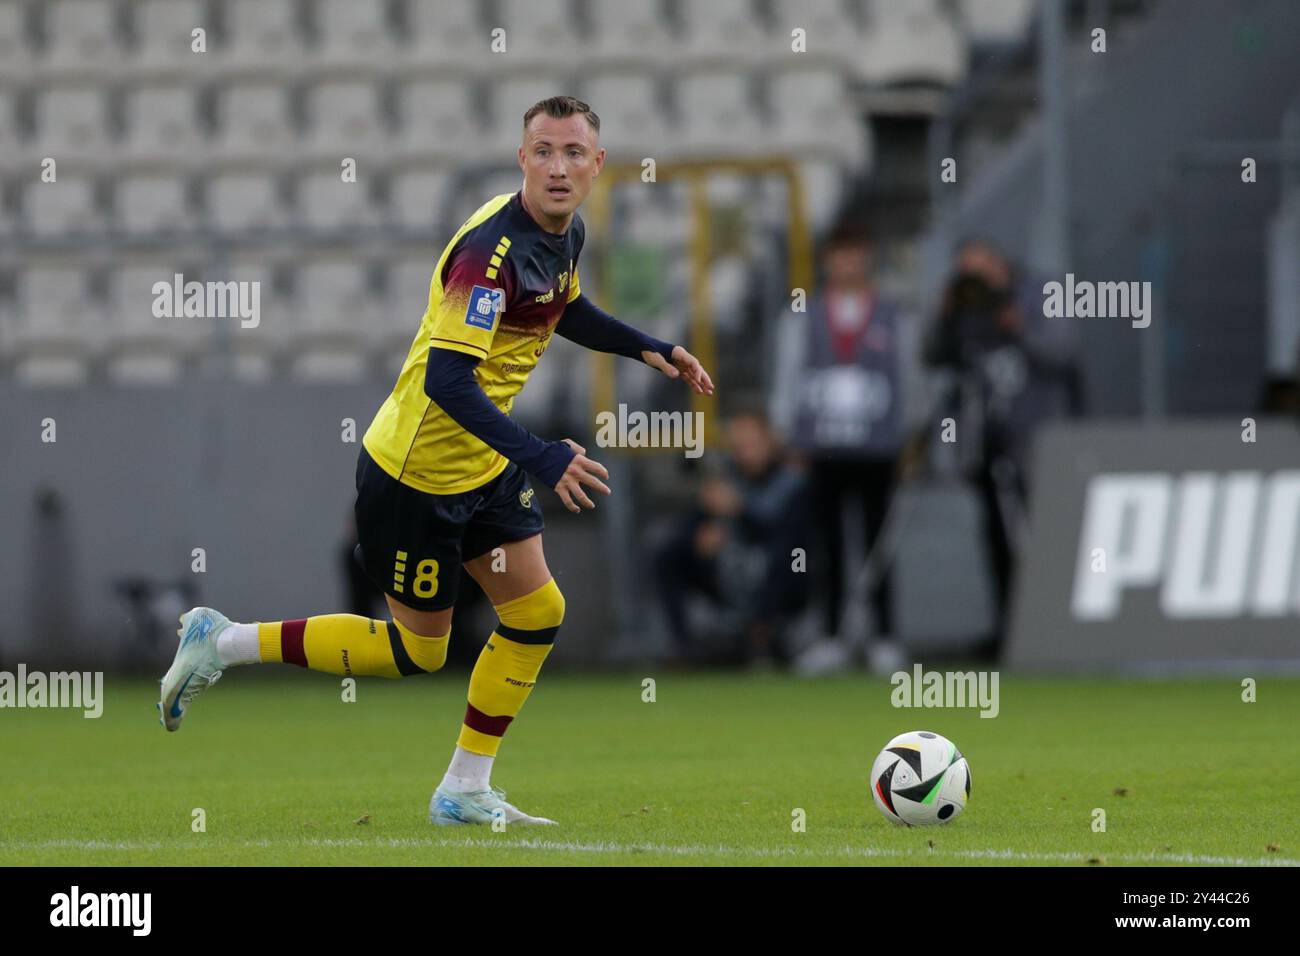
[458,579,564,757]
[258,615,448,678]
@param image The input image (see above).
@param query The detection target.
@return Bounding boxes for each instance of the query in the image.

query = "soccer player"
[158,96,714,825]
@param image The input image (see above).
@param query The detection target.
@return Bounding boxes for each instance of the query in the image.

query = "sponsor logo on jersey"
[465,285,504,330]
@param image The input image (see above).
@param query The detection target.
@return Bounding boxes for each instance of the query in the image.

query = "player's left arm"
[555,291,715,396]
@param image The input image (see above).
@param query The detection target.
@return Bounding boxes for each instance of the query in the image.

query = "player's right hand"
[554,439,611,513]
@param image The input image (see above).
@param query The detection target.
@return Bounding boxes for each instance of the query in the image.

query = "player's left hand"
[642,345,715,396]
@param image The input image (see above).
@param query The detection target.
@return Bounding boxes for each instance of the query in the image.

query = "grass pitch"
[1,670,1297,866]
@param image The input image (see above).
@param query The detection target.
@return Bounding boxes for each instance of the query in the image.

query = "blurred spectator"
[651,411,808,667]
[770,224,917,652]
[924,239,1082,650]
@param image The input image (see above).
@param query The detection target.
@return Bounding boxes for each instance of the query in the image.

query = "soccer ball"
[870,730,970,826]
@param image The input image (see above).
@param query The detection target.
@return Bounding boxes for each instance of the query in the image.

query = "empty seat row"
[0,68,867,171]
[2,0,970,80]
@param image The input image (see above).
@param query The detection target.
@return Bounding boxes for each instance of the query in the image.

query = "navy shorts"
[353,446,545,611]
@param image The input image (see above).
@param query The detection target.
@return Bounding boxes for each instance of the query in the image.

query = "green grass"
[1,670,1297,866]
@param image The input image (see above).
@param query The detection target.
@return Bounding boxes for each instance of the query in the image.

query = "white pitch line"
[2,836,1295,867]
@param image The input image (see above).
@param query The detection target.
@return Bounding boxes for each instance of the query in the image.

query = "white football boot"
[429,785,557,826]
[158,607,230,731]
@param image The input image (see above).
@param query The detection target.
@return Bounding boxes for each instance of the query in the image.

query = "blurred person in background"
[771,223,916,670]
[651,410,808,668]
[924,239,1082,654]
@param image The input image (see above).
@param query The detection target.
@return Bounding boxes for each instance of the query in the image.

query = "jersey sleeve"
[427,239,516,360]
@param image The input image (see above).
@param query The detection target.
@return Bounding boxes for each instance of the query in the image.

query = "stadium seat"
[958,0,1036,47]
[10,264,102,384]
[302,79,387,160]
[105,260,211,384]
[678,0,770,66]
[378,254,437,367]
[212,82,297,162]
[130,0,208,74]
[0,0,34,84]
[392,78,480,163]
[115,172,195,235]
[495,0,580,67]
[581,72,669,159]
[388,168,453,232]
[42,0,122,77]
[205,172,288,232]
[289,258,375,381]
[673,71,764,156]
[0,90,23,173]
[122,83,205,163]
[767,67,867,167]
[859,0,967,87]
[220,0,304,72]
[770,0,860,64]
[33,85,114,158]
[402,0,484,71]
[223,256,289,382]
[488,75,572,154]
[24,176,104,238]
[584,0,674,66]
[296,166,378,232]
[309,0,396,70]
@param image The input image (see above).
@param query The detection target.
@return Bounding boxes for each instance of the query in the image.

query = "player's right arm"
[423,246,610,512]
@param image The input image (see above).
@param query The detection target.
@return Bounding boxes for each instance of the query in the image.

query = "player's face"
[518,114,604,229]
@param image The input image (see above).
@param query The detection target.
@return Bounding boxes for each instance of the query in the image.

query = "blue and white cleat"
[158,607,230,732]
[429,785,557,826]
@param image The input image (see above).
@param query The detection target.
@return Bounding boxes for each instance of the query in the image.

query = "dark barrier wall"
[1008,418,1300,672]
[0,383,612,670]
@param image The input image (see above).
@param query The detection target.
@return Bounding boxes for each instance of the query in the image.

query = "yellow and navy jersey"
[363,191,583,495]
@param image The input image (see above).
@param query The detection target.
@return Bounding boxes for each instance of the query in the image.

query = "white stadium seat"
[378,254,437,366]
[221,0,303,70]
[290,258,374,381]
[770,0,859,64]
[581,73,669,159]
[859,0,967,87]
[310,0,395,68]
[0,90,23,172]
[33,85,114,157]
[585,0,673,65]
[115,172,194,234]
[122,84,204,162]
[674,71,763,156]
[393,78,479,162]
[767,67,866,166]
[24,176,103,237]
[0,0,34,83]
[403,0,484,71]
[678,0,769,66]
[213,82,296,161]
[105,260,210,383]
[302,79,387,159]
[130,0,208,73]
[388,168,452,231]
[223,256,288,382]
[206,172,287,231]
[296,168,377,231]
[11,264,103,384]
[959,0,1036,46]
[488,74,570,154]
[495,0,579,66]
[43,0,122,75]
